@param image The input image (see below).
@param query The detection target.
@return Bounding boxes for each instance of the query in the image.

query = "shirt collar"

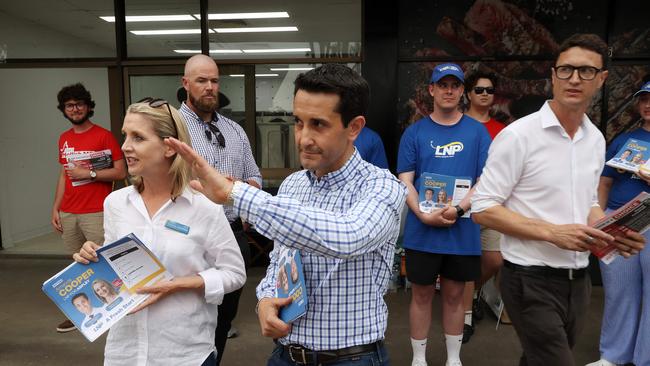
[180,102,219,124]
[125,185,194,205]
[305,150,362,190]
[539,101,591,141]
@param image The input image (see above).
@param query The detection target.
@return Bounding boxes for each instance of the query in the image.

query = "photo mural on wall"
[397,0,649,141]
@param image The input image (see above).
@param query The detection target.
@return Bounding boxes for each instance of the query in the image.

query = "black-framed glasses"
[204,122,226,148]
[553,65,602,81]
[64,101,86,110]
[473,86,495,95]
[137,97,178,138]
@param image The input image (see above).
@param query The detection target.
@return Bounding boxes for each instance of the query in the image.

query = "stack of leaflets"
[42,234,172,341]
[275,247,307,323]
[418,172,471,217]
[604,138,650,174]
[591,192,650,264]
[66,149,114,186]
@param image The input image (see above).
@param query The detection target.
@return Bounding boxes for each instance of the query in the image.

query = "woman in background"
[588,80,650,366]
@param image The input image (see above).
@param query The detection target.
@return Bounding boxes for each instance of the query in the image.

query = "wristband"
[454,205,465,217]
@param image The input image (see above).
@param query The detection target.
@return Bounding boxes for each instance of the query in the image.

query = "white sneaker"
[445,360,462,366]
[585,359,617,366]
[411,358,427,366]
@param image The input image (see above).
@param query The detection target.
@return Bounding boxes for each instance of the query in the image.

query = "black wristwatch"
[454,205,465,217]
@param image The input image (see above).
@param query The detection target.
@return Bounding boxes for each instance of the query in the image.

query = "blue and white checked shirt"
[179,103,262,222]
[235,151,406,351]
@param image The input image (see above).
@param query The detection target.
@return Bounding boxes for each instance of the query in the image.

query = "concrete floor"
[0,255,604,366]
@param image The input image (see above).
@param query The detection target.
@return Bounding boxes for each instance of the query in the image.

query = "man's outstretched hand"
[164,137,233,204]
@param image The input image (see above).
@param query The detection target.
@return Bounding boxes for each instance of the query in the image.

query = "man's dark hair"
[465,71,497,93]
[293,64,370,127]
[57,83,96,118]
[556,33,609,70]
[71,292,88,304]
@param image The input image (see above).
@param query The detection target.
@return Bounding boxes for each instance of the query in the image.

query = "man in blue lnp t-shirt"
[397,63,491,366]
[354,126,389,169]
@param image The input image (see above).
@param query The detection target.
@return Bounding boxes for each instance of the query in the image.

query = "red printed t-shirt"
[58,124,123,214]
[481,118,506,140]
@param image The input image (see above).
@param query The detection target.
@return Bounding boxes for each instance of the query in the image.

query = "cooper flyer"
[42,233,172,341]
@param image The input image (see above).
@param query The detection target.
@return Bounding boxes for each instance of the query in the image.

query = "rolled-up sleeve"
[472,128,526,213]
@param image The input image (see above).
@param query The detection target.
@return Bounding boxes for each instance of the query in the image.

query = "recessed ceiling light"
[214,26,298,33]
[242,48,311,53]
[202,12,289,20]
[100,15,195,22]
[174,49,244,54]
[210,49,243,54]
[130,29,213,35]
[229,74,279,77]
[173,50,202,54]
[269,67,315,71]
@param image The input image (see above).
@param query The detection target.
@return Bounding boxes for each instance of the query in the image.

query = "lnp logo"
[431,141,464,157]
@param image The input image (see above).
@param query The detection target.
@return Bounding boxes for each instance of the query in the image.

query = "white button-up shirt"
[472,101,605,269]
[102,187,246,366]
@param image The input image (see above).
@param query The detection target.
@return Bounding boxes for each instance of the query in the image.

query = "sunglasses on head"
[136,97,178,138]
[473,87,495,95]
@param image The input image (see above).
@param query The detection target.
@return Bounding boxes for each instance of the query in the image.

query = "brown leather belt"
[281,341,381,365]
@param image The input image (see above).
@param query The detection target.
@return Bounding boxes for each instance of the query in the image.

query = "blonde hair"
[125,102,192,200]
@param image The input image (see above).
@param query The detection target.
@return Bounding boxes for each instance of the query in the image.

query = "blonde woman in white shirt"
[73,98,246,366]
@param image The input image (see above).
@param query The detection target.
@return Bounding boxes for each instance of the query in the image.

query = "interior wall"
[0,68,110,247]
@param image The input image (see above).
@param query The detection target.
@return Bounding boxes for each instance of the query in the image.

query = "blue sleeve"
[397,125,417,174]
[369,134,389,169]
[234,176,406,259]
[602,134,626,178]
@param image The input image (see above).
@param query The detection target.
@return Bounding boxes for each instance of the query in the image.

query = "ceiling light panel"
[198,12,289,20]
[213,26,298,33]
[101,15,195,22]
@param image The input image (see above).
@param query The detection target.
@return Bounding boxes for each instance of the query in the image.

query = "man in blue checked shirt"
[179,54,263,366]
[167,64,406,366]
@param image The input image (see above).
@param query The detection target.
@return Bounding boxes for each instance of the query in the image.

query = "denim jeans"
[267,343,390,366]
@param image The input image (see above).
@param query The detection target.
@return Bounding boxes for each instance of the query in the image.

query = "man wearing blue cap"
[397,63,491,366]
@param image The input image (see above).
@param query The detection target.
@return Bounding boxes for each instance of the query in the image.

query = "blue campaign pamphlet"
[42,233,172,342]
[275,247,308,323]
[605,138,650,173]
[418,172,472,217]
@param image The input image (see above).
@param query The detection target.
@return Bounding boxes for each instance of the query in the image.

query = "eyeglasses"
[64,101,86,111]
[204,122,226,148]
[136,97,178,138]
[553,65,602,81]
[473,86,495,95]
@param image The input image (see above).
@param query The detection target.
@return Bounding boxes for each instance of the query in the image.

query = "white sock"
[445,333,463,362]
[464,311,472,326]
[411,337,427,361]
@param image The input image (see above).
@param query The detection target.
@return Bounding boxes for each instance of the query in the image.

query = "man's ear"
[347,116,366,141]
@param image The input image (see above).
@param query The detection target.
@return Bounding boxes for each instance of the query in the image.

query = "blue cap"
[430,63,464,84]
[633,81,650,97]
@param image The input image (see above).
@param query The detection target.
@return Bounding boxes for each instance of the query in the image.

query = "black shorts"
[405,249,481,284]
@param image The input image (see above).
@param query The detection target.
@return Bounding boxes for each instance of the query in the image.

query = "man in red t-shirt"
[462,71,508,343]
[52,83,126,333]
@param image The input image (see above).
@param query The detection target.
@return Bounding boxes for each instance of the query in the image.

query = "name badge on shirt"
[164,220,190,235]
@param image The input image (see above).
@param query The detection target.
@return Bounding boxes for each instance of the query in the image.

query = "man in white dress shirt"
[471,33,646,366]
